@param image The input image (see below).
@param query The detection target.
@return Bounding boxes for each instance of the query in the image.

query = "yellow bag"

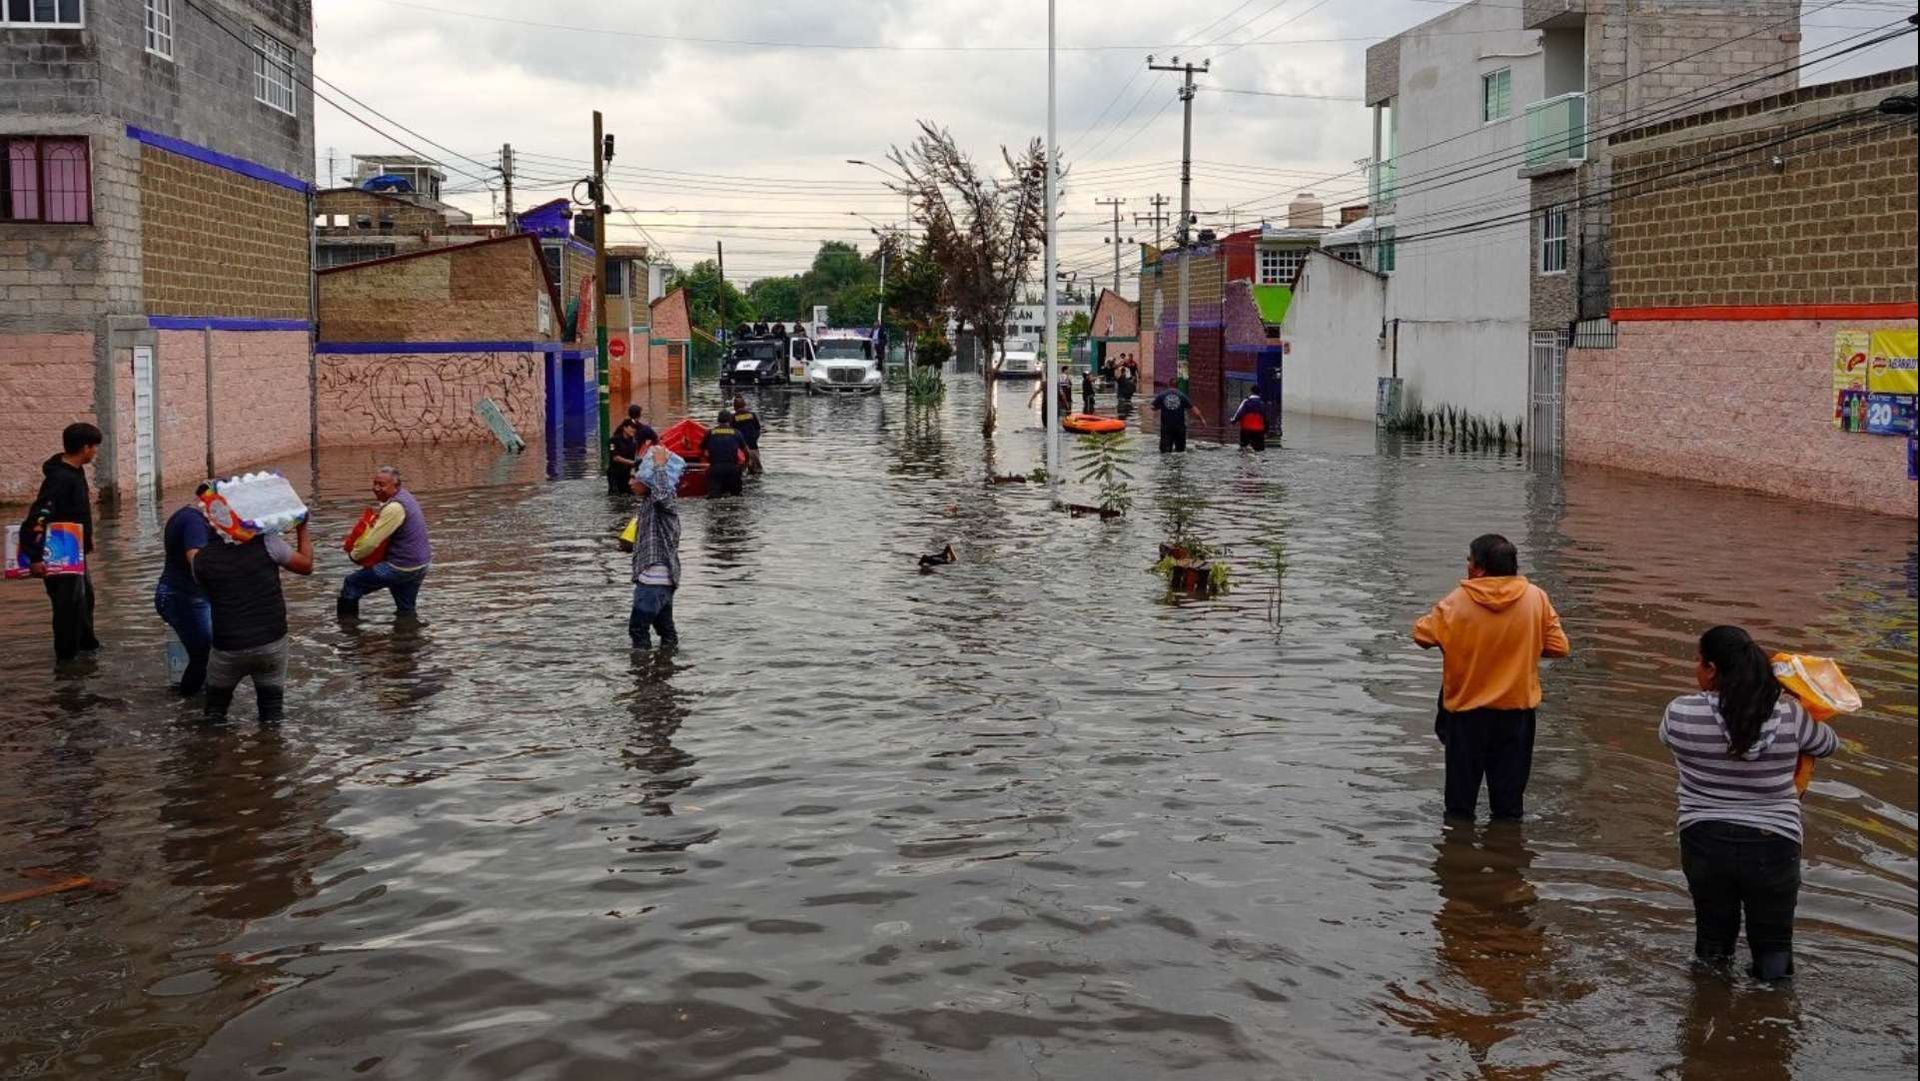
[1771,653,1861,792]
[618,517,636,551]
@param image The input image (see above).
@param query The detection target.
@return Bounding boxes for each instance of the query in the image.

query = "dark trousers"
[1082,390,1094,412]
[1158,423,1187,453]
[709,469,743,497]
[629,584,678,648]
[44,571,99,661]
[1238,429,1266,451]
[1680,821,1801,980]
[608,463,633,495]
[1436,706,1536,820]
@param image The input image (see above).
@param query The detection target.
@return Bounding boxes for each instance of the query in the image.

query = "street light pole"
[1044,0,1058,484]
[1149,58,1207,393]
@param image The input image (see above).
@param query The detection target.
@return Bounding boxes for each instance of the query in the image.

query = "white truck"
[806,329,886,395]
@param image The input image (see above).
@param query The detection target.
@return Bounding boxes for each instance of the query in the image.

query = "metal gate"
[132,345,156,500]
[1528,329,1567,458]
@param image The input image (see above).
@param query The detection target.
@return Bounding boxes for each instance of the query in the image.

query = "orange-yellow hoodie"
[1413,576,1571,712]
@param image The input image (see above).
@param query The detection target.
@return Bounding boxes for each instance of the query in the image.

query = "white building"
[1283,0,1800,443]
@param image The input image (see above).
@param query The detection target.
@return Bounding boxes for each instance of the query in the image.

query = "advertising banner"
[1867,329,1918,396]
[1833,330,1870,428]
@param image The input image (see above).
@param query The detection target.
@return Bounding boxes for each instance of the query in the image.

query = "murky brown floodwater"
[2,378,1914,1080]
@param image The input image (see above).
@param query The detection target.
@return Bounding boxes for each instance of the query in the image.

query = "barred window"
[1,137,91,225]
[145,0,172,59]
[253,27,297,115]
[2,1,83,27]
[1258,247,1306,286]
[1539,205,1568,274]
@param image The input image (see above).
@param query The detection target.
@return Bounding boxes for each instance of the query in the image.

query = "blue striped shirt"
[1658,692,1838,843]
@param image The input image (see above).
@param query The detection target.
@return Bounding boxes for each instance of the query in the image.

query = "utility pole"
[1149,57,1207,393]
[716,241,727,337]
[593,113,612,472]
[325,146,336,188]
[1135,193,1169,249]
[1043,0,1058,485]
[500,143,515,232]
[1096,196,1126,297]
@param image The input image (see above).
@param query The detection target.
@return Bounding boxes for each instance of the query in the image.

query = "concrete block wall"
[140,144,309,319]
[0,333,99,502]
[316,189,454,237]
[0,120,145,327]
[316,351,547,449]
[1566,318,1916,518]
[154,329,212,488]
[1610,82,1918,310]
[1529,169,1580,329]
[318,237,552,343]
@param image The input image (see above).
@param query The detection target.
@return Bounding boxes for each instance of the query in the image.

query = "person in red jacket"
[1413,534,1571,821]
[1230,390,1270,451]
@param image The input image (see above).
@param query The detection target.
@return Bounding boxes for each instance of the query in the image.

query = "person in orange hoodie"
[1414,534,1571,821]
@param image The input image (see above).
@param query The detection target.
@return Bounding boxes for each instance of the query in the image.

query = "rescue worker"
[608,404,658,495]
[1230,389,1270,451]
[1150,384,1205,453]
[730,394,763,475]
[702,410,751,498]
[1082,370,1097,414]
[338,466,432,619]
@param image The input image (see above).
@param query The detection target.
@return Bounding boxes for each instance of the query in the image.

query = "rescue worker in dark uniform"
[607,404,658,495]
[1081,370,1096,413]
[701,410,751,498]
[729,394,763,475]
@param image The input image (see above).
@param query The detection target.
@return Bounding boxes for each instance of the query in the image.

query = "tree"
[668,259,753,365]
[744,276,804,322]
[882,229,948,368]
[1064,311,1091,343]
[888,122,1048,436]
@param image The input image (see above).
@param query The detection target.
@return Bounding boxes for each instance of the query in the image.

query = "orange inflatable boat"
[1062,413,1125,434]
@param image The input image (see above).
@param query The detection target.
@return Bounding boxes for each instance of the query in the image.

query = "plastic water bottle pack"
[204,472,309,541]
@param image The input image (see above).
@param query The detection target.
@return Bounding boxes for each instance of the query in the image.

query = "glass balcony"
[1525,92,1587,167]
[1368,157,1398,208]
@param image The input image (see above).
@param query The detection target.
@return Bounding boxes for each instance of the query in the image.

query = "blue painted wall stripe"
[125,126,313,195]
[316,340,566,355]
[148,316,310,332]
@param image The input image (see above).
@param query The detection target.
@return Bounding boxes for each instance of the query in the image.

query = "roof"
[1252,285,1293,324]
[1257,224,1328,244]
[1322,216,1375,247]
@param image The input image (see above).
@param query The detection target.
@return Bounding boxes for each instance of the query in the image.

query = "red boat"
[656,418,710,498]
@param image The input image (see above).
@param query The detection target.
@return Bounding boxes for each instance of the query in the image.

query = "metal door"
[132,345,156,499]
[1528,329,1567,457]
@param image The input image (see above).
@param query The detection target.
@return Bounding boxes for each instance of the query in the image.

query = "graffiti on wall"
[318,353,544,447]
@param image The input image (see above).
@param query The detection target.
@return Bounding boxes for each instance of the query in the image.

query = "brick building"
[2,0,315,503]
[1087,288,1139,375]
[315,234,562,449]
[1565,67,1918,518]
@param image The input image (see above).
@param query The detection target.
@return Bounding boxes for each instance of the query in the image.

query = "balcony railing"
[1525,92,1587,167]
[1368,157,1398,208]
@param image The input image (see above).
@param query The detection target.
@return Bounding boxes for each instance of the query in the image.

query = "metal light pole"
[1043,0,1058,484]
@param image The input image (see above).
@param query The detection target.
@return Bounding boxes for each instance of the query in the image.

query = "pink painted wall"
[1567,318,1917,519]
[209,331,310,474]
[154,330,211,488]
[316,351,546,449]
[0,332,97,504]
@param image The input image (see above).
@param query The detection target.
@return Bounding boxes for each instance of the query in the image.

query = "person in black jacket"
[192,520,314,724]
[607,404,659,495]
[19,422,103,662]
[730,394,763,475]
[701,410,750,498]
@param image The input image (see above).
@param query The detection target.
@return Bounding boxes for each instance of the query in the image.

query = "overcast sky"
[311,0,1915,286]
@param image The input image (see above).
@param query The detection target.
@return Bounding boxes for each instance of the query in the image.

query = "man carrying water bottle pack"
[338,466,432,620]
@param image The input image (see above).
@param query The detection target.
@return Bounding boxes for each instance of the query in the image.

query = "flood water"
[2,377,1915,1080]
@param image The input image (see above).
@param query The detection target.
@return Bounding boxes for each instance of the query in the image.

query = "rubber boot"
[203,685,236,724]
[256,685,286,726]
[337,595,360,621]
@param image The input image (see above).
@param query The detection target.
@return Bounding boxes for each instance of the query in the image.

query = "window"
[604,259,625,294]
[144,0,171,58]
[1539,205,1568,274]
[541,243,563,287]
[1482,68,1511,123]
[1374,226,1396,274]
[1258,247,1306,286]
[253,27,297,115]
[1,137,91,224]
[316,244,394,269]
[1338,250,1363,266]
[2,0,82,27]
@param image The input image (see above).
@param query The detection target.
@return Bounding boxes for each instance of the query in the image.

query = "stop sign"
[608,338,628,359]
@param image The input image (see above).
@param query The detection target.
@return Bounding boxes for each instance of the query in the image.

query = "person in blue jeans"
[155,484,214,694]
[628,445,683,649]
[338,466,432,619]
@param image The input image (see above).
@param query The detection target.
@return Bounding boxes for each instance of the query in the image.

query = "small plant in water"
[906,365,945,405]
[1074,432,1134,518]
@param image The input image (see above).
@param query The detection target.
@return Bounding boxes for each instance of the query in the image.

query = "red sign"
[608,338,628,359]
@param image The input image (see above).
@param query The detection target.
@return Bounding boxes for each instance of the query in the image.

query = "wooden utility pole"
[1149,58,1206,392]
[593,113,611,471]
[1095,196,1126,297]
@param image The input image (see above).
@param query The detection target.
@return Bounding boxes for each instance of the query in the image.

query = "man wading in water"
[628,445,682,650]
[1414,534,1570,821]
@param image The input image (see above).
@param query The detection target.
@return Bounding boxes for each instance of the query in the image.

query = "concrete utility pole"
[1096,196,1126,297]
[1136,193,1170,249]
[1149,58,1207,392]
[716,241,727,337]
[593,114,612,471]
[1044,0,1059,485]
[500,143,515,232]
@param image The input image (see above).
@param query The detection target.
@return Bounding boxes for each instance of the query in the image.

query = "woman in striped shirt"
[1659,625,1838,981]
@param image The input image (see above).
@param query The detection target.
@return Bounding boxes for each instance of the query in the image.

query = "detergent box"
[6,521,85,578]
